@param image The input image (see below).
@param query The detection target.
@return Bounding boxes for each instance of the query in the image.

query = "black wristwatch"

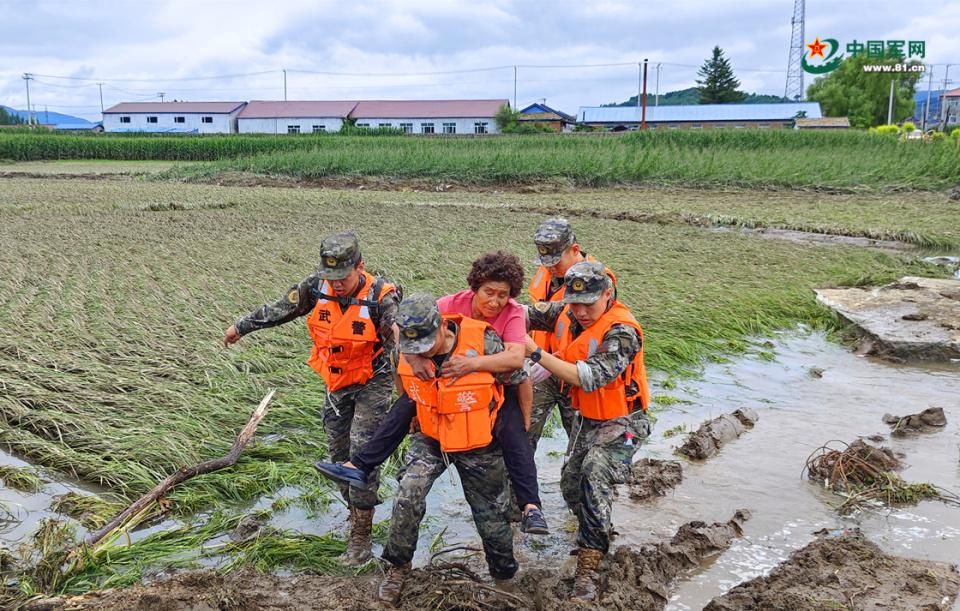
[530,348,543,363]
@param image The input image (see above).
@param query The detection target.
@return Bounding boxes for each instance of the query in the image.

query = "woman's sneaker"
[520,507,549,535]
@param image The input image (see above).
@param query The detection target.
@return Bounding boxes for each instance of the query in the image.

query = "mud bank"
[24,514,749,611]
[675,408,758,460]
[703,531,960,610]
[628,459,684,501]
[815,276,960,360]
[883,406,948,436]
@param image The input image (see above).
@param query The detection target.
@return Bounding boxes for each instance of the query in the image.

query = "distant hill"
[1,106,94,125]
[605,87,787,107]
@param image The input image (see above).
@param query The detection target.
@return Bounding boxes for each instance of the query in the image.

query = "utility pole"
[887,79,895,125]
[939,64,952,130]
[158,92,165,102]
[655,63,662,107]
[641,59,648,130]
[283,69,287,101]
[513,66,517,109]
[22,73,33,125]
[922,67,933,132]
[97,82,104,114]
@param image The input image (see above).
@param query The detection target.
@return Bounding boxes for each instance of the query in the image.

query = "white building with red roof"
[237,101,358,134]
[350,99,507,134]
[102,101,246,133]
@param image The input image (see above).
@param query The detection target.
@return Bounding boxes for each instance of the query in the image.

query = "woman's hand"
[441,354,477,378]
[405,353,436,381]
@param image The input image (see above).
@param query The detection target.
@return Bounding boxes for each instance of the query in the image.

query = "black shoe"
[314,461,368,487]
[520,507,549,535]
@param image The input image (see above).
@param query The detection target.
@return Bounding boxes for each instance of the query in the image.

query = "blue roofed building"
[577,102,822,130]
[518,102,576,132]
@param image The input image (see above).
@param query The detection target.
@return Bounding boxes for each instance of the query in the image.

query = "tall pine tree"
[0,107,25,125]
[696,46,746,104]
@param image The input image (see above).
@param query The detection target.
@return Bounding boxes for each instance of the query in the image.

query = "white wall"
[352,117,498,134]
[237,117,346,134]
[103,111,239,133]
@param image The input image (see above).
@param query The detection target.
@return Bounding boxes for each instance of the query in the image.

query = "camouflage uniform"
[381,294,518,579]
[527,263,650,553]
[526,218,579,449]
[234,232,399,510]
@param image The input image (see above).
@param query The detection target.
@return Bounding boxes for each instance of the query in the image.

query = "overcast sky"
[2,0,958,121]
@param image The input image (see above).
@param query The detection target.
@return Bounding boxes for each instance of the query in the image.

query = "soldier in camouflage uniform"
[527,218,576,448]
[378,293,519,606]
[224,231,399,566]
[525,261,651,601]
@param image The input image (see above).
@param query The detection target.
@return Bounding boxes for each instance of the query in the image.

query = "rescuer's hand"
[224,325,242,347]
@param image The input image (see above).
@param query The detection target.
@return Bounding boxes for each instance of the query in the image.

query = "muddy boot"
[341,507,373,566]
[378,561,411,607]
[572,548,603,601]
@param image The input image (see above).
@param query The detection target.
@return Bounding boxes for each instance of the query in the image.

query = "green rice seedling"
[50,493,125,530]
[0,465,44,493]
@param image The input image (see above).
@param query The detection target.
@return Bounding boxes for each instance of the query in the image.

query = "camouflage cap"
[533,218,576,266]
[396,293,443,354]
[562,261,611,304]
[318,231,362,280]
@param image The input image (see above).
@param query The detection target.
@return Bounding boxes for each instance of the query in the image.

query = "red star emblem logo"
[807,37,828,59]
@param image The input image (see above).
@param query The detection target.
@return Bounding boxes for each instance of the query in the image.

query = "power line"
[29,70,279,83]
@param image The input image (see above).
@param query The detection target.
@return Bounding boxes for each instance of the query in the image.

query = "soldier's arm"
[526,301,565,332]
[525,324,640,391]
[234,273,321,337]
[483,329,528,386]
[575,325,641,392]
[376,288,400,355]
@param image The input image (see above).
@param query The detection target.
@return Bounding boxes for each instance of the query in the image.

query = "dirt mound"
[704,531,960,610]
[627,459,683,501]
[401,511,751,611]
[24,568,373,611]
[676,408,758,460]
[804,440,952,513]
[24,514,750,611]
[815,276,960,361]
[883,407,947,436]
[806,439,902,487]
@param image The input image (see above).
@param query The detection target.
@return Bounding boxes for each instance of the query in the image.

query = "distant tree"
[0,107,25,125]
[608,87,783,107]
[806,53,921,128]
[696,47,746,103]
[494,105,521,131]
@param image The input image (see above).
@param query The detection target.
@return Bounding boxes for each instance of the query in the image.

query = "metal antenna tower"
[784,0,805,100]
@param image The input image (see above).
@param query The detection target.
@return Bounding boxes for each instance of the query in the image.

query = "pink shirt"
[436,289,526,345]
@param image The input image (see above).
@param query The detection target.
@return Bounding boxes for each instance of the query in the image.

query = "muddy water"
[259,330,960,600]
[613,332,960,610]
[4,331,957,610]
[0,450,109,545]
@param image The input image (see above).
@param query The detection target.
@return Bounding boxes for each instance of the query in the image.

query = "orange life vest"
[527,255,617,352]
[396,314,504,453]
[553,301,649,421]
[305,271,396,392]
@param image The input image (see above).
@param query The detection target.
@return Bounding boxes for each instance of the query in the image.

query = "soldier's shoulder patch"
[533,301,551,313]
[287,289,299,304]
